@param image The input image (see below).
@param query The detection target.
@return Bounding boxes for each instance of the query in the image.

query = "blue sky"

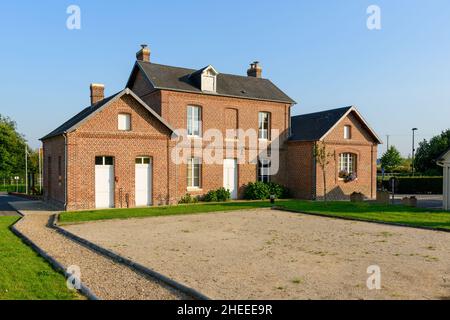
[0,1,449,156]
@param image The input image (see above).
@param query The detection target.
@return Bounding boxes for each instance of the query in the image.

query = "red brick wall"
[286,141,315,199]
[287,112,378,200]
[65,94,174,210]
[42,135,66,208]
[157,90,291,199]
[316,112,378,200]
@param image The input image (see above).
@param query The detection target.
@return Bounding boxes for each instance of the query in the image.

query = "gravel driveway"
[10,201,186,300]
[65,209,450,300]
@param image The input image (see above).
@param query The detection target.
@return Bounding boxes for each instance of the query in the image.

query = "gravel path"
[10,201,185,300]
[65,209,450,300]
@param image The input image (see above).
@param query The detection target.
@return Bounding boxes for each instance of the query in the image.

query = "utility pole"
[386,135,390,150]
[412,128,418,176]
[25,144,28,194]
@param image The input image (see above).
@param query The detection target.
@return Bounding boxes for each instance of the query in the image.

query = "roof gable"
[126,61,295,104]
[290,106,382,144]
[41,89,175,140]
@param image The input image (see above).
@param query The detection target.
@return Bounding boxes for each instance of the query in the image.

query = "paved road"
[0,192,26,216]
[393,194,443,210]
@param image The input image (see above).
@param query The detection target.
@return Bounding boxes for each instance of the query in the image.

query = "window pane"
[105,157,114,165]
[143,157,150,164]
[95,157,103,165]
[187,107,193,135]
[187,106,201,136]
[259,112,270,139]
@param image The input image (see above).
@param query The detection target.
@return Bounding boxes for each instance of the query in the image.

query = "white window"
[118,113,131,131]
[187,158,201,188]
[339,153,357,174]
[258,112,270,140]
[187,106,201,137]
[258,158,271,183]
[344,125,351,139]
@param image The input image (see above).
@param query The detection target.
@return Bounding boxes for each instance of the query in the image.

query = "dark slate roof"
[40,92,121,140]
[41,89,175,141]
[128,61,296,104]
[290,106,353,141]
[437,147,450,161]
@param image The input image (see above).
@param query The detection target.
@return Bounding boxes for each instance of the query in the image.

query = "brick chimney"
[90,83,104,105]
[247,61,262,78]
[136,44,150,62]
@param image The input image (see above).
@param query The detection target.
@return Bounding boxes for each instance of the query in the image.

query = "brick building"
[41,45,381,210]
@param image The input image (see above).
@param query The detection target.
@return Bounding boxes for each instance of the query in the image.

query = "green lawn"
[278,201,450,231]
[59,200,450,231]
[0,216,79,300]
[59,201,276,224]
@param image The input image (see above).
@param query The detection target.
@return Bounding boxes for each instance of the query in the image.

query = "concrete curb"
[9,211,99,300]
[51,214,210,300]
[272,206,450,233]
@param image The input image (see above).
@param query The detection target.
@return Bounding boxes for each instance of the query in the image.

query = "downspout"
[63,133,68,211]
[371,145,374,199]
[312,142,317,200]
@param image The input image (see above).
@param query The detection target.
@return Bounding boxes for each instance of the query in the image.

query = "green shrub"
[204,187,231,202]
[244,182,270,200]
[178,193,198,204]
[380,176,443,194]
[266,182,290,199]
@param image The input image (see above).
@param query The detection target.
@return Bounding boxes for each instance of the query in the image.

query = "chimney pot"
[247,61,262,78]
[90,83,105,105]
[136,44,151,62]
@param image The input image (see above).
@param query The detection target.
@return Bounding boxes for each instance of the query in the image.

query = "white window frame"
[344,125,351,139]
[258,112,270,140]
[187,106,202,137]
[258,158,271,183]
[339,153,357,174]
[187,158,201,189]
[118,113,131,131]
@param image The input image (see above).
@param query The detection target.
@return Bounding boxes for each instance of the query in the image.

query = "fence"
[378,176,443,194]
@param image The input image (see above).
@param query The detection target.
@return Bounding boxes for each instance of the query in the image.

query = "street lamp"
[412,128,418,175]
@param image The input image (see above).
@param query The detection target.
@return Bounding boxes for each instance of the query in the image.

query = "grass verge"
[278,201,450,231]
[59,201,276,224]
[59,200,450,231]
[0,216,79,300]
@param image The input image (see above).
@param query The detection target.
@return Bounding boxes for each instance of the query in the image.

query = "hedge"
[380,177,443,194]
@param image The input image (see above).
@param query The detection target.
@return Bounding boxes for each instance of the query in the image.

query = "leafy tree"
[314,142,333,202]
[380,146,403,172]
[415,129,450,175]
[0,114,37,183]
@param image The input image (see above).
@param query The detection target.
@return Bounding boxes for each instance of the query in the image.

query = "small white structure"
[437,148,450,210]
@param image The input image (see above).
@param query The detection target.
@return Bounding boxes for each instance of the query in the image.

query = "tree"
[415,129,450,175]
[380,146,403,172]
[314,142,333,202]
[0,114,37,183]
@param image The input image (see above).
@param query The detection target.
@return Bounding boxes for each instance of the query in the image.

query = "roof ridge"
[138,60,272,81]
[292,106,353,118]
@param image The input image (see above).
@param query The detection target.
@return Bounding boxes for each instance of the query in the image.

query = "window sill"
[187,187,202,192]
[188,135,202,140]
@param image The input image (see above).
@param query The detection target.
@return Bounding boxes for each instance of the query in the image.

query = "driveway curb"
[51,214,210,300]
[273,206,450,233]
[9,211,99,300]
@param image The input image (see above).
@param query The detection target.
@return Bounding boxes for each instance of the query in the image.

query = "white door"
[95,157,114,209]
[223,159,238,199]
[135,157,152,206]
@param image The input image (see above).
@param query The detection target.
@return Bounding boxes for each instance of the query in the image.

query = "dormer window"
[200,65,218,93]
